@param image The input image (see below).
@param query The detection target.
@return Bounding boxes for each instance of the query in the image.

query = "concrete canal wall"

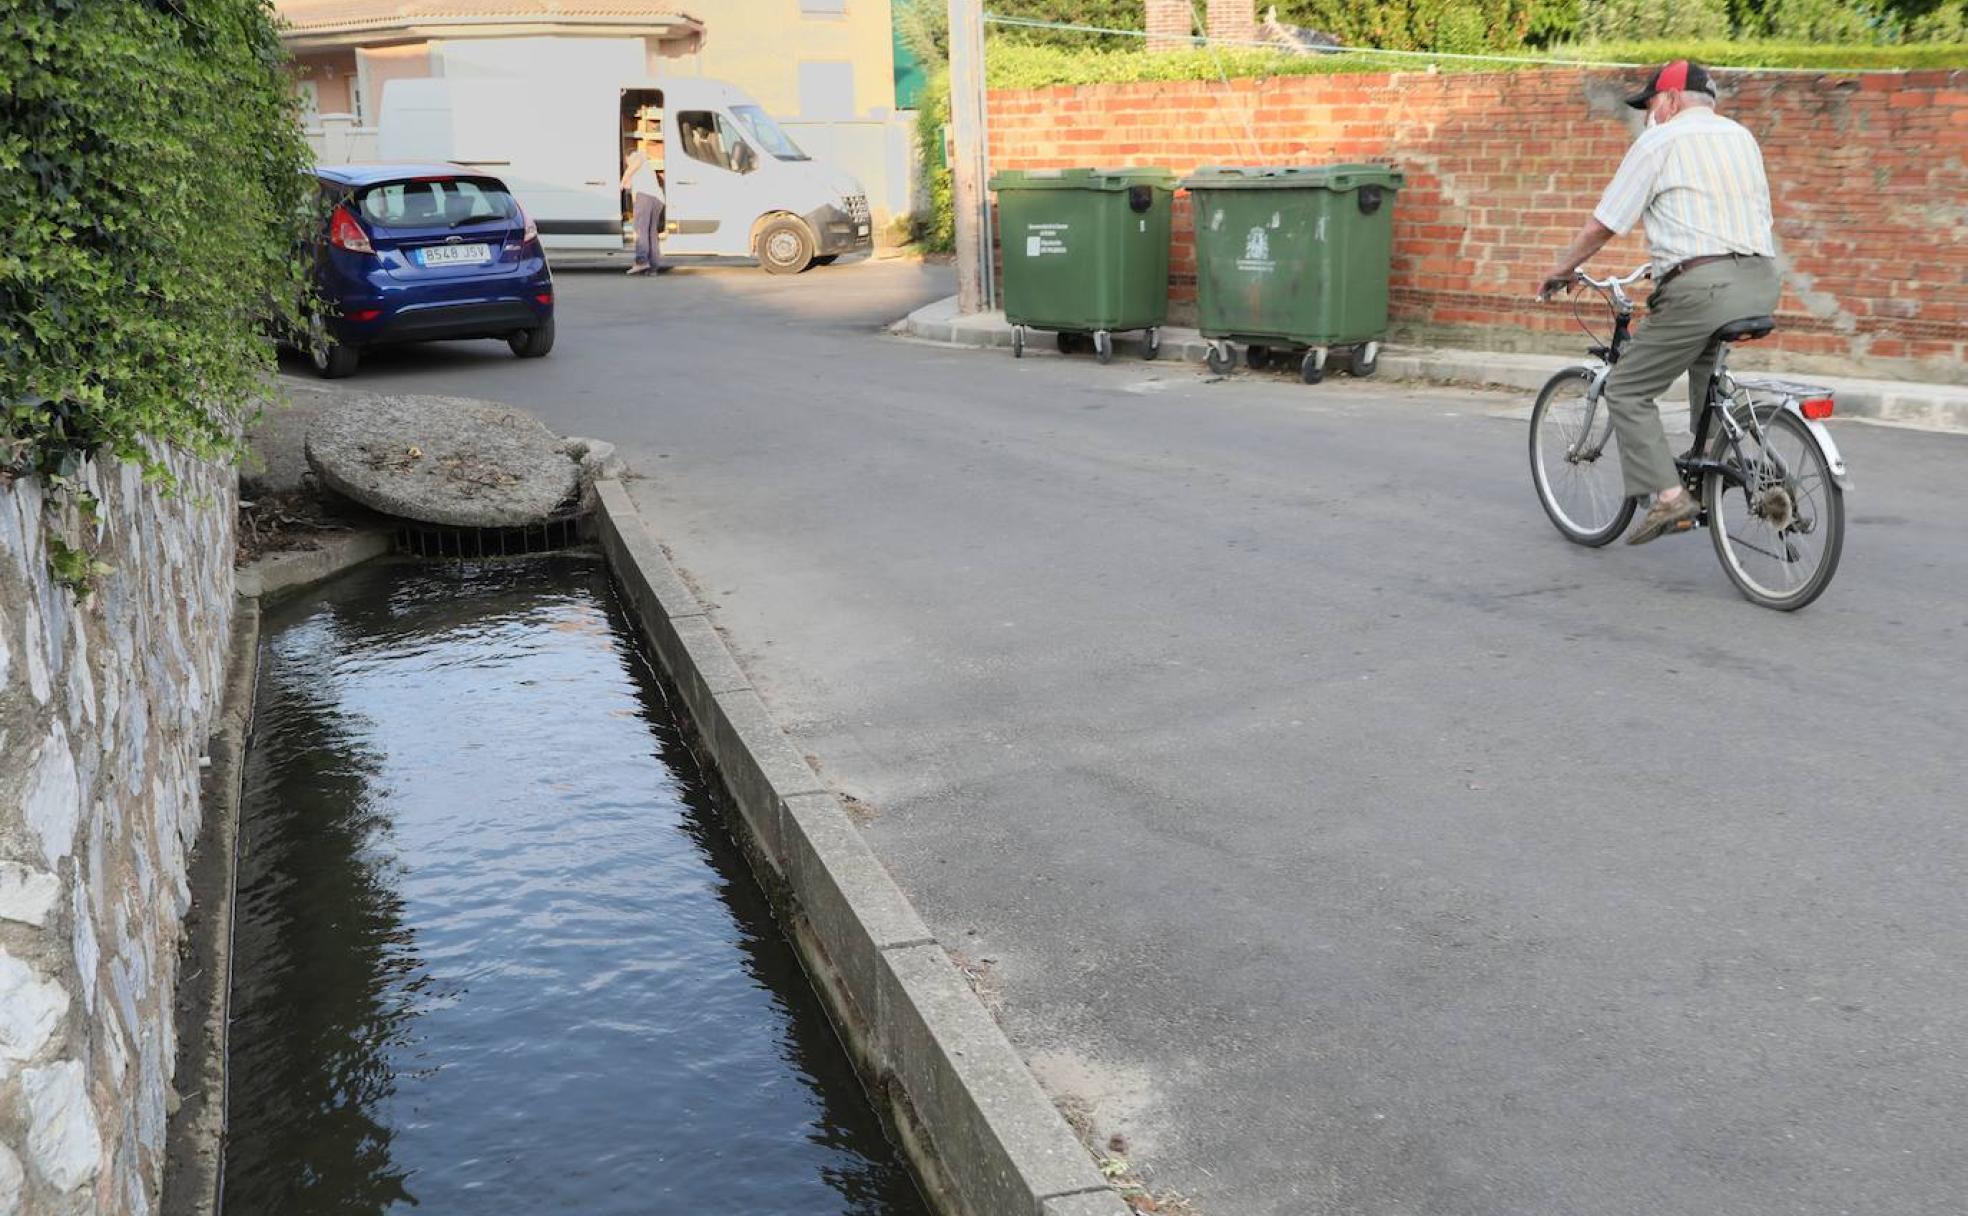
[0,453,236,1215]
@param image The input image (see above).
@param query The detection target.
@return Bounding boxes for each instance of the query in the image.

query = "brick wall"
[987,68,1968,382]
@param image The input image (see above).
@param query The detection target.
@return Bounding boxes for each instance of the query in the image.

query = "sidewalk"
[897,295,1968,433]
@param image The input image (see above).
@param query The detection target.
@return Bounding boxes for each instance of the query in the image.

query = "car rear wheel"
[508,318,555,359]
[308,314,359,379]
[757,218,815,275]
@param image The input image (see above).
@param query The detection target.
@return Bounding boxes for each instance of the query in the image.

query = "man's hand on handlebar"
[1537,271,1579,303]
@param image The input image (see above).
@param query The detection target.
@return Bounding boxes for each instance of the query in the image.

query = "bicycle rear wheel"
[1704,407,1844,611]
[1529,367,1636,546]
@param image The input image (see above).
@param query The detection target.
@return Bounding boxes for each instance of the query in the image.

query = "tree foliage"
[0,0,313,489]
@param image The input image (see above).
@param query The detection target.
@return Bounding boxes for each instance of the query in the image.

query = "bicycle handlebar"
[1574,264,1653,291]
[1537,263,1653,304]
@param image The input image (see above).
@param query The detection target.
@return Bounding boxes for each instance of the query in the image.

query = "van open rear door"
[381,79,621,251]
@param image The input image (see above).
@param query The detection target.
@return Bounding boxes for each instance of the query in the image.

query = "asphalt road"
[295,258,1968,1216]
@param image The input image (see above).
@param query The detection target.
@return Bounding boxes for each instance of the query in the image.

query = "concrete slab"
[304,393,580,526]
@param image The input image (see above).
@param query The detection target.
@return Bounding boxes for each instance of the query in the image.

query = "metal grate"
[393,512,587,559]
[846,193,870,225]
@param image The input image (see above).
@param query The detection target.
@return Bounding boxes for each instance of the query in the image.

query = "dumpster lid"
[989,167,1178,191]
[1180,164,1405,192]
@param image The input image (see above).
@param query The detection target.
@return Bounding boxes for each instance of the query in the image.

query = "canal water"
[223,554,928,1215]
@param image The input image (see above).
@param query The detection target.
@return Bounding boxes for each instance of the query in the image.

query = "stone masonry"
[0,449,235,1215]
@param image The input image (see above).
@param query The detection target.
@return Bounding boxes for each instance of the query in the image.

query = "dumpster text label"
[1024,224,1069,257]
[1237,226,1275,274]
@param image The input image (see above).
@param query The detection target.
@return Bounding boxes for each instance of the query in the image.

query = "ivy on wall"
[1,0,313,494]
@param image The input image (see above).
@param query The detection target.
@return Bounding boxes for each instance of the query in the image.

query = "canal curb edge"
[165,530,395,1216]
[594,479,1130,1216]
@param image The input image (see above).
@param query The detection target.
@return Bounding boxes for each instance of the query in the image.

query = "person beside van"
[620,133,671,276]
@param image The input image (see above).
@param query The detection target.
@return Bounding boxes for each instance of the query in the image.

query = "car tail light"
[329,206,373,254]
[521,208,538,244]
[534,292,553,306]
[1799,396,1834,420]
[347,308,382,322]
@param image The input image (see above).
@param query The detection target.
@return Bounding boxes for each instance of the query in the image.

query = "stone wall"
[987,67,1968,382]
[0,451,235,1214]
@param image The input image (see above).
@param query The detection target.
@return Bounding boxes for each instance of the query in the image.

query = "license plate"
[418,243,491,267]
[857,224,869,236]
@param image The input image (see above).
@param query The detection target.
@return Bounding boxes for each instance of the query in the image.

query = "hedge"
[0,0,313,494]
[982,38,1968,88]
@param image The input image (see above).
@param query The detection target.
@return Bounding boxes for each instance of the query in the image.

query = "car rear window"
[354,177,518,229]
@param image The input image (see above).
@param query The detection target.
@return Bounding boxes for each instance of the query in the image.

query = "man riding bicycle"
[1539,61,1780,545]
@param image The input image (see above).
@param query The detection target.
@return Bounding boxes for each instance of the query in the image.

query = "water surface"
[225,554,927,1216]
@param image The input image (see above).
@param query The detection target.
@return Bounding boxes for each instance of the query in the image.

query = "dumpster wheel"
[1301,348,1327,385]
[1144,328,1161,361]
[1205,340,1236,376]
[1094,331,1113,364]
[1348,342,1379,378]
[1012,325,1025,359]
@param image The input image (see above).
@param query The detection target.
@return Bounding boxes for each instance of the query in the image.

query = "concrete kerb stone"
[160,601,260,1216]
[880,944,1117,1216]
[899,295,1968,432]
[592,479,1120,1216]
[781,791,935,1032]
[698,689,825,881]
[232,529,393,601]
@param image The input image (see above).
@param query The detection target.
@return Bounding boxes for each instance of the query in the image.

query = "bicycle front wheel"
[1529,367,1636,546]
[1705,408,1845,611]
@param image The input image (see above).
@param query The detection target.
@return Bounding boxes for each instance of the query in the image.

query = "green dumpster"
[989,167,1176,363]
[1182,164,1404,383]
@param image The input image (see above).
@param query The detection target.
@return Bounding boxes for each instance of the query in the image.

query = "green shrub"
[980,38,1968,87]
[1763,0,1895,39]
[0,0,312,489]
[1580,0,1734,41]
[1277,0,1532,51]
[1907,0,1968,37]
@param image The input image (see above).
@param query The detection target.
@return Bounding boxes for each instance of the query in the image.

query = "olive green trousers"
[1604,256,1782,498]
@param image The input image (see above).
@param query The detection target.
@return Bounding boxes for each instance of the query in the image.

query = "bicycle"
[1529,264,1850,611]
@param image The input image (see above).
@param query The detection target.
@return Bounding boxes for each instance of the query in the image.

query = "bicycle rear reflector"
[1800,397,1835,420]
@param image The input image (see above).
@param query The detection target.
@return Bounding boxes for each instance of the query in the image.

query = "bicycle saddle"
[1715,316,1775,342]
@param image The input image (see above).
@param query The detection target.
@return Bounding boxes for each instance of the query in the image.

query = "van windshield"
[732,105,808,161]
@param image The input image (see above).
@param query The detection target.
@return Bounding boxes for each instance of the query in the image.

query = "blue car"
[304,164,554,378]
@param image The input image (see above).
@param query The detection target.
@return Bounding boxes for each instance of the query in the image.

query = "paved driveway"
[301,259,1968,1216]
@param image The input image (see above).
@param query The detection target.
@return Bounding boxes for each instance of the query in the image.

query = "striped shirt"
[1593,108,1775,275]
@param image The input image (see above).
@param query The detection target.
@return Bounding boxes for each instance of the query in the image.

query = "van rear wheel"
[758,218,815,275]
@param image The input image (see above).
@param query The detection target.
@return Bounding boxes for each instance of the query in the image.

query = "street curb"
[897,296,1968,434]
[594,479,1128,1216]
[164,532,394,1216]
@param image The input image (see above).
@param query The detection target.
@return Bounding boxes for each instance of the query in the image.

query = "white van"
[378,76,871,274]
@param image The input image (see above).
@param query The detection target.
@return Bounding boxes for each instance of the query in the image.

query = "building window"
[797,60,856,119]
[800,0,846,14]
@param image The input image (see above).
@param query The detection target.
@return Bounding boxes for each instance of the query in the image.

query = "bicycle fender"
[1786,402,1853,490]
